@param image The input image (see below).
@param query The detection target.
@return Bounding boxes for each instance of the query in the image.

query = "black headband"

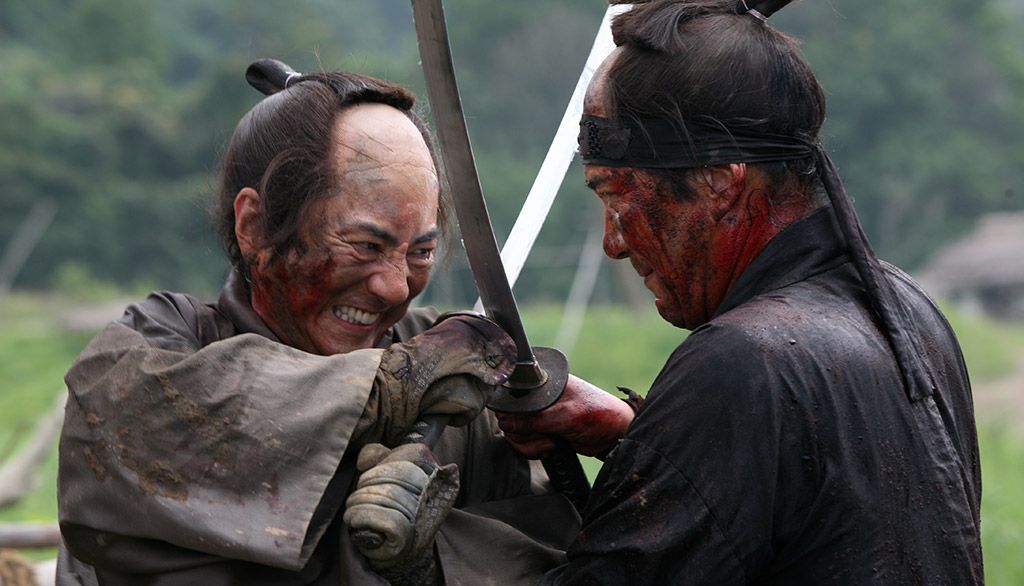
[578,113,937,403]
[578,114,815,169]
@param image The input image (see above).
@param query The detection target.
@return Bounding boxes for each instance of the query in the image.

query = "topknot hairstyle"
[214,59,443,274]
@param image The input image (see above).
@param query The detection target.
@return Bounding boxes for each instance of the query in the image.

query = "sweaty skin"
[582,47,812,330]
[497,47,815,459]
[235,104,440,355]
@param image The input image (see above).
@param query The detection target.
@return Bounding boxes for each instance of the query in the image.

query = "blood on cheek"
[621,184,697,278]
[249,249,339,337]
[708,195,773,285]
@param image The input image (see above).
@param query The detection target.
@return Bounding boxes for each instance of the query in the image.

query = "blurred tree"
[778,0,1024,267]
[0,0,1021,300]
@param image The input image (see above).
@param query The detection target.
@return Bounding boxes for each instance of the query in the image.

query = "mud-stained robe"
[58,270,578,585]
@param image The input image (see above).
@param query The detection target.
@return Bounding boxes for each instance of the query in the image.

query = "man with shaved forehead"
[56,61,579,585]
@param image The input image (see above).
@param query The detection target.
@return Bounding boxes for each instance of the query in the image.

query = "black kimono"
[545,208,983,584]
[57,271,578,585]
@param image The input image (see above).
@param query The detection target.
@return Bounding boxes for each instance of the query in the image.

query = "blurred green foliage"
[1,0,1023,302]
[978,424,1024,585]
[942,304,1024,382]
[2,297,1022,581]
[521,302,682,394]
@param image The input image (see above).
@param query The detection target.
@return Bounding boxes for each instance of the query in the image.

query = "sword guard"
[487,346,568,413]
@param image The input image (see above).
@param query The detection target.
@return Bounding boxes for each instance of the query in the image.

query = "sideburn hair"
[214,71,446,277]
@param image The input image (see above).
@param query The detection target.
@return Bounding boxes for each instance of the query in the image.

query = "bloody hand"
[495,374,635,459]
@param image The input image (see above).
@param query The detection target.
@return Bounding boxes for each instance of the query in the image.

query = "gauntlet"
[355,312,516,446]
[343,443,459,585]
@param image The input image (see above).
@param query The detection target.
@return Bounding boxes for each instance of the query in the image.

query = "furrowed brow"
[413,228,439,245]
[353,222,399,246]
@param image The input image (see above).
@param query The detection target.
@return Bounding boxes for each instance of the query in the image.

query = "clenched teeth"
[333,306,379,325]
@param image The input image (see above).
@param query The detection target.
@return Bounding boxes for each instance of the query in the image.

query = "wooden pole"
[0,523,61,549]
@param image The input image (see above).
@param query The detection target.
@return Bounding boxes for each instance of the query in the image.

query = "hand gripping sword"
[409,0,627,512]
[350,0,626,553]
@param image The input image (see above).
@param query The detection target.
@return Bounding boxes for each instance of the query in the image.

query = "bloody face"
[585,165,724,329]
[247,103,439,355]
[581,48,757,330]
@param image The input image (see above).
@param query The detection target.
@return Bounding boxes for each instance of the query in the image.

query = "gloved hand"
[343,443,459,585]
[355,312,517,446]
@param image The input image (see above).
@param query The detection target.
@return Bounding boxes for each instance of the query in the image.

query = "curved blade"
[493,4,626,292]
[411,0,592,512]
[411,0,537,371]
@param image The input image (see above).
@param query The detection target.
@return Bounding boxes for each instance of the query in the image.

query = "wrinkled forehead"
[332,103,436,177]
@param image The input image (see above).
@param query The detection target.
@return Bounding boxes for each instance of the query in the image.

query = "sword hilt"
[488,347,568,409]
[487,346,591,513]
[349,413,450,552]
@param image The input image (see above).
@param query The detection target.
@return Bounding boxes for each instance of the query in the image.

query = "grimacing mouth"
[332,305,380,326]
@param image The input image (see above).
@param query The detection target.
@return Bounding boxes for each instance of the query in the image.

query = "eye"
[355,241,382,252]
[408,246,436,266]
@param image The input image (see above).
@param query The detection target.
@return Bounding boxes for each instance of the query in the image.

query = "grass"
[0,295,91,526]
[979,424,1024,584]
[942,305,1024,382]
[1,294,1022,582]
[521,303,684,481]
[939,308,1024,583]
[521,302,683,396]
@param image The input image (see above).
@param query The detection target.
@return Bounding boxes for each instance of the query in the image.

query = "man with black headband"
[497,1,983,583]
[56,60,578,585]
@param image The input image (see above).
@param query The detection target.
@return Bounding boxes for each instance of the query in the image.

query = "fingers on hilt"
[356,443,393,472]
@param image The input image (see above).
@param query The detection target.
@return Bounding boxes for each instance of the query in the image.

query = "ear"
[698,163,746,221]
[234,187,264,259]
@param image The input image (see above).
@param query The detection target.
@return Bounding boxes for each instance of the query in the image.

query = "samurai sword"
[480,3,629,301]
[410,0,592,511]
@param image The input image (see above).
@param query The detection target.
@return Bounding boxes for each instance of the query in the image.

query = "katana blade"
[490,3,628,294]
[411,0,543,383]
[411,0,592,512]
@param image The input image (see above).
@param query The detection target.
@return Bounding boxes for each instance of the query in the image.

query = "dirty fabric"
[544,208,982,584]
[57,269,578,585]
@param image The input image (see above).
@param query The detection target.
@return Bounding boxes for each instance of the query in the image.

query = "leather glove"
[355,312,517,446]
[343,443,459,585]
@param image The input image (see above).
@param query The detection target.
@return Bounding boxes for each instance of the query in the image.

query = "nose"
[367,259,411,307]
[603,210,629,260]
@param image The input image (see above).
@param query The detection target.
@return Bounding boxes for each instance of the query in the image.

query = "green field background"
[2,296,1022,582]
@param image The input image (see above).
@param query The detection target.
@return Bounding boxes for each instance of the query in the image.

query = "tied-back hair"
[607,0,824,199]
[215,62,445,275]
[603,1,940,402]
